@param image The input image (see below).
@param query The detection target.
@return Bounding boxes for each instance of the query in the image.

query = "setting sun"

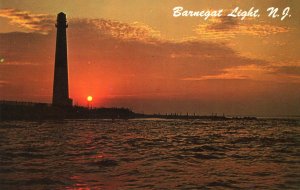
[87,96,93,102]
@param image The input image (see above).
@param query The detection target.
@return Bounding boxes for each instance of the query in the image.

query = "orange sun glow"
[87,96,93,102]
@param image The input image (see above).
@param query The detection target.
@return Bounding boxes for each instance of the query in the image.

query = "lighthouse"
[52,12,72,107]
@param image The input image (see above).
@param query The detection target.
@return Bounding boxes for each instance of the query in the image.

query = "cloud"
[182,65,263,81]
[271,66,300,76]
[69,19,161,43]
[194,16,290,40]
[90,19,161,42]
[182,74,248,81]
[269,65,300,82]
[0,80,9,87]
[0,16,267,76]
[0,32,55,64]
[0,8,54,33]
[0,8,161,41]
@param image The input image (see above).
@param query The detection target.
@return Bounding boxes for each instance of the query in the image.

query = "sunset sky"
[0,0,299,116]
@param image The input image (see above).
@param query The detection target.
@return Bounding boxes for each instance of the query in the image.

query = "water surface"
[0,119,299,189]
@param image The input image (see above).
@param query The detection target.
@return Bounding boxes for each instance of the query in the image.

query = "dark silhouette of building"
[52,12,72,107]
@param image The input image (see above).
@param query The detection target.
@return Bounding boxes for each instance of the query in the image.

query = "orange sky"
[0,0,299,116]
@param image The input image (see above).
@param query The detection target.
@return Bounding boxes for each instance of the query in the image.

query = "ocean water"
[0,119,299,189]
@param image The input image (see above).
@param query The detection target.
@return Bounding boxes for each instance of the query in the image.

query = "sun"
[87,96,93,102]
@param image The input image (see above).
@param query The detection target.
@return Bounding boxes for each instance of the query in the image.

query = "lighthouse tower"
[52,12,72,107]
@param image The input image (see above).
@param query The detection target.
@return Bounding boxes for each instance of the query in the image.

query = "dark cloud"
[271,66,300,76]
[0,17,267,76]
[207,16,238,31]
[195,16,290,40]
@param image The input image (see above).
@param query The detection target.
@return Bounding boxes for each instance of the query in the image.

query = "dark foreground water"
[0,119,299,190]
